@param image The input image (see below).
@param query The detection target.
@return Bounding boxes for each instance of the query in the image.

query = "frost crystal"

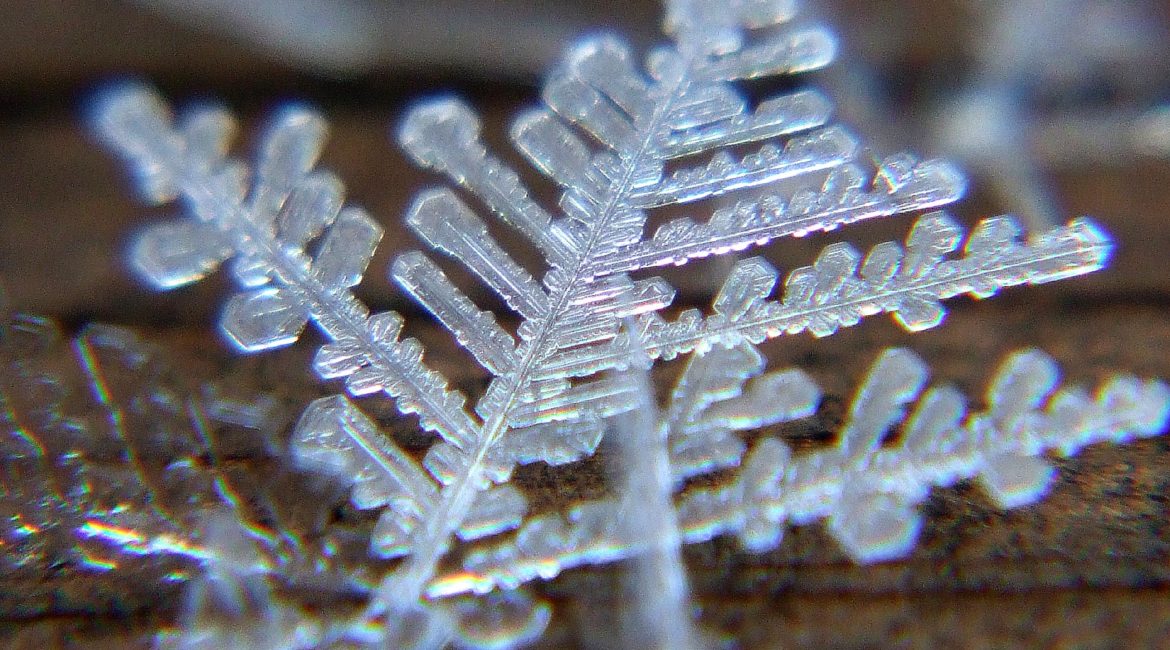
[90,0,1134,644]
[440,346,1170,593]
[0,307,363,609]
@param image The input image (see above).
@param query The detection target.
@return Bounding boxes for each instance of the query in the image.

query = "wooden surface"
[2,1,1170,648]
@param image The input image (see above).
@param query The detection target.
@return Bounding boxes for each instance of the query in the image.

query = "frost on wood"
[0,307,363,607]
[93,0,1118,639]
[157,511,322,650]
[0,304,552,649]
[437,346,1170,594]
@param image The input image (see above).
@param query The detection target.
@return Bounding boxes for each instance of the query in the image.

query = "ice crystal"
[0,301,553,648]
[0,306,364,609]
[90,0,1139,645]
[439,345,1170,593]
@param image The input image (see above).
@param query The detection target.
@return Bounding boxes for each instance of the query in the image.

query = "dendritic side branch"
[434,347,1168,595]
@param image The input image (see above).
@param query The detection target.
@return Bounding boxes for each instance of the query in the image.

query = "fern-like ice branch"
[436,346,1169,595]
[679,347,1170,561]
[92,91,481,451]
[541,212,1110,379]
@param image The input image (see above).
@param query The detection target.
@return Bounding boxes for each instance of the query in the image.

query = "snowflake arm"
[93,88,482,453]
[537,213,1110,380]
[437,347,1167,594]
[677,347,1170,561]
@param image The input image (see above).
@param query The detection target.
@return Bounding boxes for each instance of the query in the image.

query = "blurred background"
[2,0,1169,324]
[2,1,1170,647]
